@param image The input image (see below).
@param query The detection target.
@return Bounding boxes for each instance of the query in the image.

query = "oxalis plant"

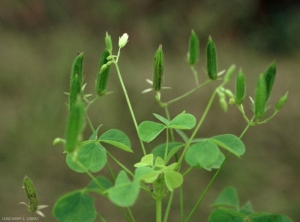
[45,30,291,222]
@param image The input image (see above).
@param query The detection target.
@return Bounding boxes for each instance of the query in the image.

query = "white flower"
[142,79,171,99]
[118,33,129,48]
[19,202,48,217]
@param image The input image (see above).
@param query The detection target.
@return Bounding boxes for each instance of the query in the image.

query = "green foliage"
[53,190,96,222]
[66,141,107,173]
[51,31,289,222]
[108,171,140,207]
[209,187,293,222]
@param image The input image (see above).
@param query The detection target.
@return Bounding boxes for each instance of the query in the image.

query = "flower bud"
[23,176,38,212]
[69,53,83,109]
[206,36,217,80]
[96,49,111,96]
[118,33,129,48]
[224,64,236,82]
[275,92,288,111]
[66,95,85,153]
[187,30,199,65]
[153,45,164,91]
[105,32,113,52]
[254,74,267,119]
[53,138,66,146]
[219,97,228,112]
[235,69,246,105]
[263,61,276,101]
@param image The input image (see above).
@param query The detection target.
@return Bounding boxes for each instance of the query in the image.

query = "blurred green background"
[0,0,299,221]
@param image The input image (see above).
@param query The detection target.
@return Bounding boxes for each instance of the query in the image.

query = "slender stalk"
[97,212,107,222]
[74,158,106,190]
[163,192,174,222]
[177,86,220,170]
[180,186,184,222]
[184,116,255,221]
[182,166,193,177]
[165,79,212,106]
[164,128,169,163]
[107,151,134,177]
[127,207,136,222]
[156,198,162,222]
[164,107,175,142]
[190,65,199,85]
[106,161,116,182]
[113,57,146,155]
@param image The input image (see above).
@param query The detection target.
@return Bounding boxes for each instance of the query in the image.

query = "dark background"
[0,0,299,221]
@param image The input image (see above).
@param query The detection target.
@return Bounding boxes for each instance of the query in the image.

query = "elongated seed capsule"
[224,64,236,82]
[96,49,111,96]
[235,69,246,105]
[219,93,228,112]
[66,95,85,153]
[187,30,199,65]
[153,45,164,91]
[105,32,112,53]
[69,53,83,109]
[23,176,38,212]
[263,61,276,101]
[206,36,217,80]
[254,74,267,119]
[275,92,288,111]
[69,73,81,109]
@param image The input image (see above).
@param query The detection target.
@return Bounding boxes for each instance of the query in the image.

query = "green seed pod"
[105,32,113,52]
[23,176,38,212]
[235,69,246,105]
[206,36,217,80]
[96,49,111,96]
[187,30,199,65]
[275,92,288,111]
[254,74,267,119]
[69,73,81,109]
[71,52,83,85]
[263,61,276,101]
[153,45,164,91]
[219,97,228,112]
[224,64,236,82]
[66,95,85,153]
[69,53,83,109]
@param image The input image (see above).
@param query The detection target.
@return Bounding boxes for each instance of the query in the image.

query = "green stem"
[156,198,162,222]
[164,79,212,106]
[182,166,193,177]
[190,65,199,85]
[180,186,184,222]
[164,128,169,163]
[127,207,136,222]
[165,107,175,142]
[184,116,255,221]
[74,158,105,190]
[163,192,174,222]
[106,160,116,182]
[257,110,279,125]
[107,151,134,177]
[97,212,107,222]
[113,57,146,155]
[177,84,222,170]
